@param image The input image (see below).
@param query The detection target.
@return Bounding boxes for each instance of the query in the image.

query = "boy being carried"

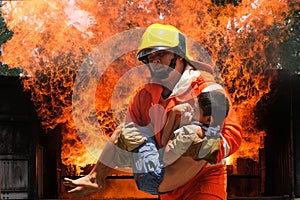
[114,90,230,195]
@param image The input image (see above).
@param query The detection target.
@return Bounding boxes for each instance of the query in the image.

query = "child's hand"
[172,103,194,125]
[172,103,193,114]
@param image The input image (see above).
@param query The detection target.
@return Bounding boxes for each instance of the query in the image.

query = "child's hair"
[197,91,230,127]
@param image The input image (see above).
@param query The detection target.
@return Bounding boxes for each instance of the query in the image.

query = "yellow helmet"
[137,23,214,74]
[137,23,193,62]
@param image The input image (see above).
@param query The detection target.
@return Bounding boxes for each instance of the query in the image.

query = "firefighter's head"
[137,23,214,79]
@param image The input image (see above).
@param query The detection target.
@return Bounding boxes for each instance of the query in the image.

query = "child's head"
[196,91,230,127]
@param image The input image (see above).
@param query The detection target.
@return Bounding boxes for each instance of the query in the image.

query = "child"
[115,90,230,195]
[161,91,229,165]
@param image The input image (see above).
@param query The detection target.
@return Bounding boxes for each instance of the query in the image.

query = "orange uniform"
[127,68,243,199]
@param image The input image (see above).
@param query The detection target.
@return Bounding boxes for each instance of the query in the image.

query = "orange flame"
[1,0,293,173]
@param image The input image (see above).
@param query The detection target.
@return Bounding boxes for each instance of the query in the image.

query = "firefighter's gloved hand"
[168,125,221,164]
[114,122,148,152]
[168,125,197,155]
[196,136,220,164]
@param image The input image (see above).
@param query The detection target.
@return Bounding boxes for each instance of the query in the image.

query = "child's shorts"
[132,136,164,195]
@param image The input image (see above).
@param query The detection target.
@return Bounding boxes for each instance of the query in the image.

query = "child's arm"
[161,103,193,146]
[161,108,178,146]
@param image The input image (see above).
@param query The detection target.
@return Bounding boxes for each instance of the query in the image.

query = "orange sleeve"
[216,95,243,163]
[127,88,152,126]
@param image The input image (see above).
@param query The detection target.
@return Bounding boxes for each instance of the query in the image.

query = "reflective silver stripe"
[202,83,224,92]
[220,134,230,158]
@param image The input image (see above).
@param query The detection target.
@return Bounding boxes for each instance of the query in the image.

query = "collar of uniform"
[169,65,200,97]
[145,65,200,104]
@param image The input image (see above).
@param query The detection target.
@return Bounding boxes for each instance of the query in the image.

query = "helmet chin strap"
[161,54,182,92]
[167,54,179,72]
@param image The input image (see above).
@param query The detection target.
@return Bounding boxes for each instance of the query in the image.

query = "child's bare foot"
[63,174,103,196]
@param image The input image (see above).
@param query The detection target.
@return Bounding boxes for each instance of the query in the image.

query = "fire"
[1,0,294,174]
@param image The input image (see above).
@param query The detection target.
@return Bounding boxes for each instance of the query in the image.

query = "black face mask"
[148,54,179,79]
[150,65,170,79]
[159,67,182,91]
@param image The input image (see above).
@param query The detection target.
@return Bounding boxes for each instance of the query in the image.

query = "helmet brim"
[137,46,172,61]
[137,46,215,75]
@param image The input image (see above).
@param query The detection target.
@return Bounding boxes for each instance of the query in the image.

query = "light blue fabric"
[132,136,164,195]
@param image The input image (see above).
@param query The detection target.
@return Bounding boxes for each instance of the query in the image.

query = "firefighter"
[64,23,242,200]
